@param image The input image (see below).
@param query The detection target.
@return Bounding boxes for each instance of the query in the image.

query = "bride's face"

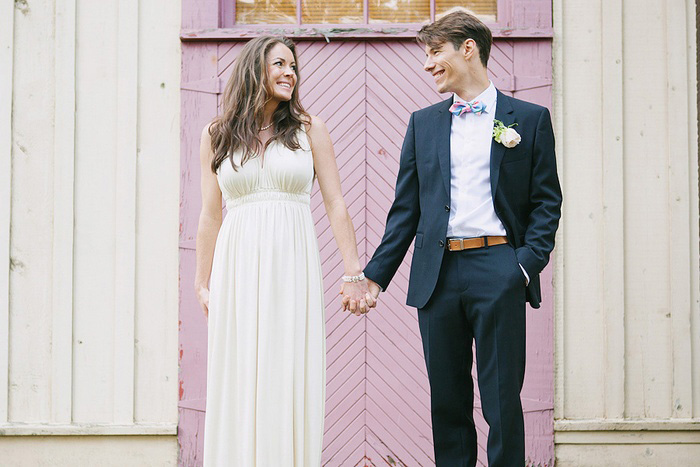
[266,43,297,102]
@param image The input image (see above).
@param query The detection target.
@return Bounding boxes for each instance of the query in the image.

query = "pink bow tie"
[449,100,487,116]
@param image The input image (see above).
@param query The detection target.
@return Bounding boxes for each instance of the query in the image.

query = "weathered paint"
[179,35,554,465]
[180,26,555,41]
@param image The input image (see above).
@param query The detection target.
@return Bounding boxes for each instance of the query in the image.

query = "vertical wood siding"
[1,0,180,441]
[553,0,700,463]
[51,0,77,425]
[0,0,16,425]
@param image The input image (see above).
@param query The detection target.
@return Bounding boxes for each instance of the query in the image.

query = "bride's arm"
[194,124,223,318]
[307,115,374,315]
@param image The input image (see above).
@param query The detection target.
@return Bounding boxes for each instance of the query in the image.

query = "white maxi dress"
[203,131,325,466]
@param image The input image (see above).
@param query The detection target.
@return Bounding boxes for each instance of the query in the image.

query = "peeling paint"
[14,0,29,15]
[9,257,24,272]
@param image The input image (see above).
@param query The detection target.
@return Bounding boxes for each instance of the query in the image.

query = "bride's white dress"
[203,131,325,466]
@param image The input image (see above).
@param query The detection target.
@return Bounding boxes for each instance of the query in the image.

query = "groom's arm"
[515,107,562,278]
[364,113,420,291]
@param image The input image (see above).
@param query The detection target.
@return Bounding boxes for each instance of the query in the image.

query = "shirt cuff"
[519,263,530,286]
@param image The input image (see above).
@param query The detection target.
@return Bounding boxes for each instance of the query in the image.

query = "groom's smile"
[433,69,445,82]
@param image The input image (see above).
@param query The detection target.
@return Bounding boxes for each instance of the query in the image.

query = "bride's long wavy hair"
[209,36,308,173]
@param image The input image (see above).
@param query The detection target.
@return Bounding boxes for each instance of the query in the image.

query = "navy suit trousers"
[418,243,527,467]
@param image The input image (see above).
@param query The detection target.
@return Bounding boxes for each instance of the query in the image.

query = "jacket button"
[438,240,445,248]
[444,205,450,211]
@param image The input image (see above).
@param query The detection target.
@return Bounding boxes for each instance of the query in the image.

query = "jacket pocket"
[414,232,423,249]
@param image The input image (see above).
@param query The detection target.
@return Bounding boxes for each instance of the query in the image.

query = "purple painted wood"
[179,4,554,465]
[182,0,220,29]
[180,25,554,42]
[178,41,219,467]
[180,39,554,467]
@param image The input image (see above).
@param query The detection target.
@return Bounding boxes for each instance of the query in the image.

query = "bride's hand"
[340,279,374,316]
[195,284,210,318]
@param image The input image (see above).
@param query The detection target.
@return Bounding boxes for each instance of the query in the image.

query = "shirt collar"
[453,81,497,113]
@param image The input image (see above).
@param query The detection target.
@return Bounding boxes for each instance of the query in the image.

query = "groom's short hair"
[417,10,492,68]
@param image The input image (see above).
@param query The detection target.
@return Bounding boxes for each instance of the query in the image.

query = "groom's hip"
[407,236,526,309]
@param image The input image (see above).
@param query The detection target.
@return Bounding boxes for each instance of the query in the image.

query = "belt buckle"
[459,238,465,251]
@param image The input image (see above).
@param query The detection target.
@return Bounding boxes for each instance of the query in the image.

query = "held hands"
[340,277,381,316]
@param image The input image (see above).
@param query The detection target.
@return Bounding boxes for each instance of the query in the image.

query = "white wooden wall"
[0,0,180,464]
[553,0,700,464]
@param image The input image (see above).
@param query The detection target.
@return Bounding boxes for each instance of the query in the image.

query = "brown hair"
[208,36,309,173]
[417,10,492,68]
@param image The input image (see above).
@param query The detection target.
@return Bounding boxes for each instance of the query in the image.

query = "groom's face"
[423,41,472,94]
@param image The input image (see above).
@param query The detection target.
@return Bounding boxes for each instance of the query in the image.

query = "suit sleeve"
[515,107,562,277]
[363,113,420,290]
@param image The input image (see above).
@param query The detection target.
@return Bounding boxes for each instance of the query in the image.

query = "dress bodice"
[216,131,314,209]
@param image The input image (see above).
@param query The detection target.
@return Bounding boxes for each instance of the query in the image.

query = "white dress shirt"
[447,82,529,285]
[447,82,506,238]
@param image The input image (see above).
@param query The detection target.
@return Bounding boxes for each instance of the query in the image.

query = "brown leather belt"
[446,236,508,251]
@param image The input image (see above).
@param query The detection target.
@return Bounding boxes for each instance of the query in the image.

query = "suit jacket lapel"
[490,90,515,198]
[436,98,453,198]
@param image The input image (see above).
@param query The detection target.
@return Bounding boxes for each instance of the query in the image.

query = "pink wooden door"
[179,38,553,466]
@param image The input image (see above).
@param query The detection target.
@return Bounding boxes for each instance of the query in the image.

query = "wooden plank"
[51,0,76,425]
[0,422,177,436]
[686,0,700,421]
[509,0,553,29]
[551,0,565,423]
[556,0,606,419]
[182,0,220,29]
[0,0,14,424]
[665,0,694,419]
[180,26,555,42]
[134,0,181,424]
[113,0,138,424]
[599,0,625,420]
[623,0,674,419]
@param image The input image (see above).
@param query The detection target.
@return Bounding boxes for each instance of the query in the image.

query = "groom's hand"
[340,280,372,316]
[366,278,380,307]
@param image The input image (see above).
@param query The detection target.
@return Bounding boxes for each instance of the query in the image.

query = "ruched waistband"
[225,190,311,209]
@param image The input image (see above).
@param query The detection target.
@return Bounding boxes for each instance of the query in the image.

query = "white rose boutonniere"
[493,119,521,148]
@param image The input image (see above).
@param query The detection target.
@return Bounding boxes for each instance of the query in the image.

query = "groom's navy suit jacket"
[364,90,562,309]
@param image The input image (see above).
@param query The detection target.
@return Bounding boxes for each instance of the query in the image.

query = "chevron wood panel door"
[180,38,554,466]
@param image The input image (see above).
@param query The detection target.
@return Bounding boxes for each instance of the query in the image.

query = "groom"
[362,10,562,466]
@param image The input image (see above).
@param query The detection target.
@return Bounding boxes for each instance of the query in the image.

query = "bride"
[194,35,374,466]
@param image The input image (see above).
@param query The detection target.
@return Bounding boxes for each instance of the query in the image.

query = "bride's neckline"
[258,138,278,168]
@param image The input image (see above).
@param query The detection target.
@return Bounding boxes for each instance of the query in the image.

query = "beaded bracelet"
[341,272,365,283]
